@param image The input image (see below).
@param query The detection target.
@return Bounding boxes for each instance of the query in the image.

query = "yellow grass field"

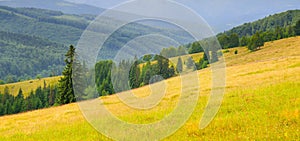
[0,37,299,140]
[0,76,61,97]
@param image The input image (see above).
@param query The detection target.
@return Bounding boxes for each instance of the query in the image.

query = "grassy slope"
[0,76,61,97]
[0,37,299,140]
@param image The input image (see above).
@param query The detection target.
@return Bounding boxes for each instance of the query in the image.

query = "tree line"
[95,55,177,96]
[94,45,218,97]
[0,82,58,116]
[217,19,300,51]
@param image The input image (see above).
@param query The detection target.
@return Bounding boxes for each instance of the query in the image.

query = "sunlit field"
[0,76,61,97]
[0,37,299,140]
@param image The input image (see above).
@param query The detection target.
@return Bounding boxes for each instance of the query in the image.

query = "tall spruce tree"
[157,55,169,78]
[129,59,140,89]
[56,45,76,105]
[14,88,24,113]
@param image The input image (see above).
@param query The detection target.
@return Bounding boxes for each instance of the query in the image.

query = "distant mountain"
[0,6,193,82]
[220,10,300,37]
[0,0,104,15]
[0,6,93,45]
[0,6,193,44]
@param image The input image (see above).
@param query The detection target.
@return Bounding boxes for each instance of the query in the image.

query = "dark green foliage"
[129,59,141,89]
[234,50,238,55]
[295,20,300,35]
[216,10,300,51]
[95,60,114,96]
[168,65,176,78]
[223,50,230,53]
[240,36,250,46]
[222,10,300,37]
[56,45,76,105]
[0,80,5,85]
[197,58,208,70]
[95,55,178,96]
[156,56,171,79]
[141,61,152,86]
[247,32,265,51]
[0,85,58,116]
[0,31,66,83]
[142,54,154,62]
[196,53,209,70]
[218,33,240,49]
[229,33,240,47]
[188,42,203,54]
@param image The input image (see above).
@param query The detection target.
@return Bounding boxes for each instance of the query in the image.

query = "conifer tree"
[14,88,24,113]
[56,45,76,105]
[129,59,140,89]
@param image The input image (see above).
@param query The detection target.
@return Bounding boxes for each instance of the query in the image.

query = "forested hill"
[0,0,104,15]
[0,6,91,82]
[0,6,94,45]
[0,6,193,84]
[0,6,193,46]
[220,10,300,37]
[0,31,66,83]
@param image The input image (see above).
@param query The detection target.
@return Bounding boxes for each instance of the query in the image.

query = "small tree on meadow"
[248,32,264,51]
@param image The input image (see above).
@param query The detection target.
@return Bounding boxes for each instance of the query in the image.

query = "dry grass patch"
[0,76,61,97]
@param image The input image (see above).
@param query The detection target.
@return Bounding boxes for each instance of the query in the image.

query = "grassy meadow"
[0,76,61,97]
[0,37,299,140]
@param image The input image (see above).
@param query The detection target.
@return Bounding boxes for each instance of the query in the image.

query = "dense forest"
[0,82,58,116]
[181,10,300,53]
[95,55,178,96]
[222,10,300,37]
[94,50,213,96]
[0,31,66,83]
[217,10,300,50]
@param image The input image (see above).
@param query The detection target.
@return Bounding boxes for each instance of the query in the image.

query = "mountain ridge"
[220,9,300,37]
[0,0,104,15]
